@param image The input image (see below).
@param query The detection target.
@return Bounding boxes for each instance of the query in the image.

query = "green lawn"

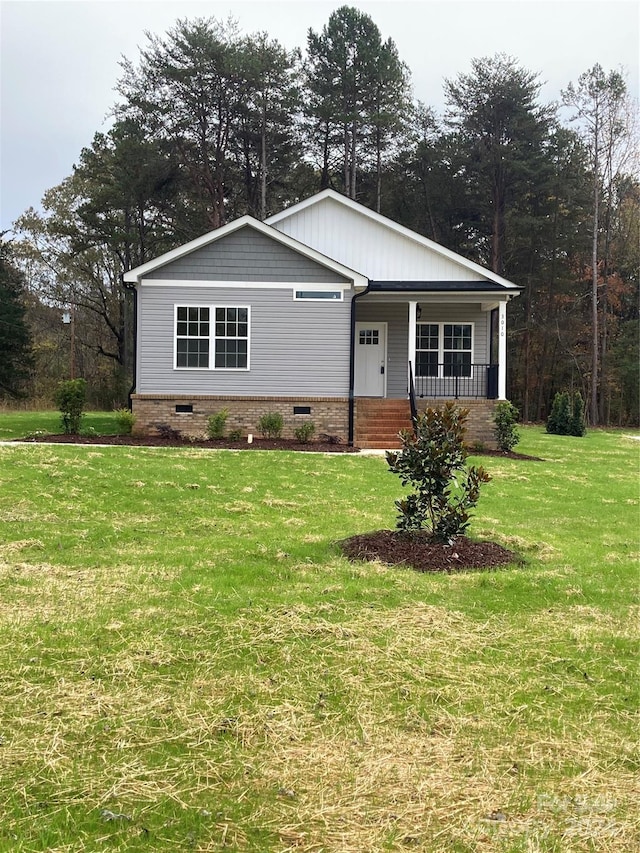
[0,410,121,440]
[0,421,638,852]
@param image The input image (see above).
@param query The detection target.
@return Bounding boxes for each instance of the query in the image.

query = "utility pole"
[62,306,76,379]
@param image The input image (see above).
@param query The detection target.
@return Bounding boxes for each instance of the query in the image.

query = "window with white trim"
[176,306,210,368]
[214,307,249,369]
[294,289,343,301]
[416,323,473,378]
[175,305,249,370]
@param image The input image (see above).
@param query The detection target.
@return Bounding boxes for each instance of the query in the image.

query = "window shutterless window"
[175,305,249,370]
[214,307,249,369]
[415,322,473,378]
[294,289,343,300]
[443,324,472,377]
[176,306,210,368]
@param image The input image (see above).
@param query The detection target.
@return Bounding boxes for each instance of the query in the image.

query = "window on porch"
[416,323,473,378]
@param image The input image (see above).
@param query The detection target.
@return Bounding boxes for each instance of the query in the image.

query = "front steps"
[355,398,413,449]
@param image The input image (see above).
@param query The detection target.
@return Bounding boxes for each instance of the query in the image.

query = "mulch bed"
[475,448,544,461]
[15,435,542,460]
[16,434,359,453]
[339,530,520,573]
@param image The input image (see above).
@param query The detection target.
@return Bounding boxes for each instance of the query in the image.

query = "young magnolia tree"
[386,404,491,544]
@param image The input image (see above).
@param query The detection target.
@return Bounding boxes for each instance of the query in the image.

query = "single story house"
[123,190,521,447]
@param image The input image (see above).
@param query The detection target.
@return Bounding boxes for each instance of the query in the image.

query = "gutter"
[122,275,137,409]
[348,282,371,446]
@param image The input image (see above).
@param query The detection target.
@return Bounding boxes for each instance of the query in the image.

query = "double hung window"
[415,323,473,377]
[175,305,249,370]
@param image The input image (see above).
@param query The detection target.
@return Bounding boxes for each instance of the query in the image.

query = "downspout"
[122,276,138,410]
[348,281,371,446]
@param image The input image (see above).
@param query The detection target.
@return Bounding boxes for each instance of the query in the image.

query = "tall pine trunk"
[260,106,267,221]
[590,121,600,426]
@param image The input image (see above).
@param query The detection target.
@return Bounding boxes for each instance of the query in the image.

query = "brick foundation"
[415,398,498,447]
[131,395,349,442]
[355,397,498,448]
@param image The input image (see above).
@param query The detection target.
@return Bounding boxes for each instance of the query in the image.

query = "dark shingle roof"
[369,280,521,292]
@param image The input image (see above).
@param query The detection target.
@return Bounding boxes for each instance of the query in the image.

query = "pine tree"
[0,240,33,398]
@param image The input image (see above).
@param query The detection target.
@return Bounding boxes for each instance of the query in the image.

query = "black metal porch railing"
[414,364,498,400]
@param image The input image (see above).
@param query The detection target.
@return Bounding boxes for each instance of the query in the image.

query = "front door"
[355,322,387,397]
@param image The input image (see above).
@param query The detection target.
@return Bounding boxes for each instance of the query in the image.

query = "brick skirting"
[415,398,498,446]
[355,397,498,448]
[132,395,497,448]
[131,394,350,442]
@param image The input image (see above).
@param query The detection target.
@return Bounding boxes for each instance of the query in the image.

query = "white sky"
[1,0,638,232]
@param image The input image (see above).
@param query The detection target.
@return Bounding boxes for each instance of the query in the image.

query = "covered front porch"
[352,286,512,448]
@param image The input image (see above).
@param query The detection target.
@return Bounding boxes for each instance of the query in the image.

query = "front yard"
[0,424,637,851]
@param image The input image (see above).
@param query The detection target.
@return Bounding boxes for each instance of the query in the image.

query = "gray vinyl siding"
[137,284,353,395]
[356,301,489,398]
[146,227,350,283]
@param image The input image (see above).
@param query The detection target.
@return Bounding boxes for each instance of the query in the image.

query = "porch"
[354,292,508,403]
[351,289,509,448]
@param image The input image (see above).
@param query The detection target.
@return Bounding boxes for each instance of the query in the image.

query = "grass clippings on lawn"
[0,422,638,852]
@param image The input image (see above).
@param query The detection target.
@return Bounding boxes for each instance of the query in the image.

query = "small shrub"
[471,440,486,454]
[80,426,98,437]
[318,433,342,445]
[258,412,283,439]
[207,409,229,439]
[294,421,316,443]
[493,400,520,452]
[386,403,491,543]
[54,378,87,434]
[228,429,243,441]
[155,423,182,440]
[114,408,136,435]
[547,391,586,436]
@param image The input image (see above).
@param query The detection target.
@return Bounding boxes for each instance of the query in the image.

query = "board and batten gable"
[136,226,354,396]
[268,195,488,282]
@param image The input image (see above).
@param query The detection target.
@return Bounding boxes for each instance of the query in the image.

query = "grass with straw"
[0,422,638,851]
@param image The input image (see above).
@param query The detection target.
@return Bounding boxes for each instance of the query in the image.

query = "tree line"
[3,6,638,424]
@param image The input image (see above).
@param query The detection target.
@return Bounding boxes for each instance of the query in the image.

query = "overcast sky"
[1,0,638,232]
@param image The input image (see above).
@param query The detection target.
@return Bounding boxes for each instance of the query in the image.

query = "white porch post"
[408,301,417,393]
[498,299,507,400]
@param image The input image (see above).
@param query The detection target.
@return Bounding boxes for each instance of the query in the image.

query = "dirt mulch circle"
[339,530,520,573]
[16,434,359,453]
[476,448,544,461]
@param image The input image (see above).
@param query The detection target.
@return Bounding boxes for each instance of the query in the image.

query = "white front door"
[355,322,387,397]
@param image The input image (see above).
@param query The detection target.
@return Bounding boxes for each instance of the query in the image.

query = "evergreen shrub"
[114,408,136,435]
[547,391,586,436]
[54,378,87,434]
[294,422,315,443]
[258,412,284,439]
[207,409,229,439]
[493,400,520,451]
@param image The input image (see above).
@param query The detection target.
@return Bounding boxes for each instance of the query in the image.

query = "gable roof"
[123,214,369,288]
[267,189,521,291]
